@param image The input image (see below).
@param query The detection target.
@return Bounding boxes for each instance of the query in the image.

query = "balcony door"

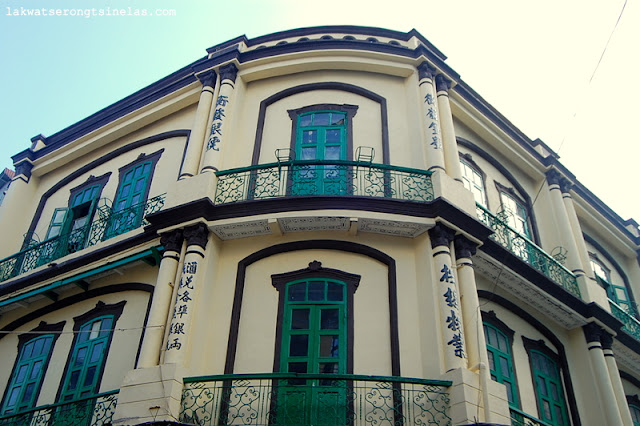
[292,111,348,195]
[105,161,153,238]
[278,278,347,426]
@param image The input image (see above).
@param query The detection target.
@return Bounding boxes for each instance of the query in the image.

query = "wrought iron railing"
[510,407,553,426]
[610,300,640,342]
[181,373,451,426]
[0,194,165,283]
[0,390,118,426]
[214,160,434,205]
[476,204,581,299]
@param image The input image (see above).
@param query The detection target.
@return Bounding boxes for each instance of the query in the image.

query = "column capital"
[429,223,456,248]
[435,74,452,92]
[583,322,603,344]
[160,229,184,253]
[559,177,573,194]
[600,331,614,350]
[14,160,33,180]
[197,70,217,88]
[454,235,477,259]
[417,61,437,80]
[545,168,563,186]
[219,63,238,83]
[183,223,209,249]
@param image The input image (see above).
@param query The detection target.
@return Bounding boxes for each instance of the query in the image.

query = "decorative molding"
[279,217,350,233]
[197,70,217,88]
[546,168,563,186]
[454,234,477,259]
[212,220,272,240]
[428,223,455,248]
[160,229,184,253]
[435,74,452,92]
[358,218,430,238]
[183,223,209,249]
[583,322,603,344]
[417,61,437,80]
[600,331,614,350]
[219,63,238,83]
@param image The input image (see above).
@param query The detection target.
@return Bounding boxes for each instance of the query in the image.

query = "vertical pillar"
[546,170,586,278]
[436,74,463,183]
[429,224,467,371]
[163,223,209,365]
[583,323,624,425]
[601,332,634,426]
[416,62,446,173]
[201,63,238,174]
[137,230,184,368]
[179,71,217,180]
[559,179,593,276]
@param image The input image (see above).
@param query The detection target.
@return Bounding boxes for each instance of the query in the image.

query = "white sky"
[0,0,637,223]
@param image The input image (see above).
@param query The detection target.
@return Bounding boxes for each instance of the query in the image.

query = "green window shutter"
[1,335,54,414]
[483,322,519,408]
[106,161,153,238]
[45,208,68,240]
[60,316,113,402]
[630,404,640,426]
[531,350,569,426]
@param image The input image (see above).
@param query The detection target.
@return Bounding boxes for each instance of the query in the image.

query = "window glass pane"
[291,309,309,330]
[330,113,346,125]
[288,362,307,374]
[289,335,308,357]
[301,147,317,160]
[74,347,87,368]
[487,351,495,372]
[143,163,151,174]
[15,365,28,384]
[83,366,97,387]
[134,179,146,193]
[32,339,44,356]
[325,130,341,144]
[537,376,547,396]
[321,309,339,329]
[318,362,338,374]
[53,210,67,223]
[21,383,34,404]
[29,361,43,380]
[327,283,343,301]
[22,342,34,359]
[67,370,80,391]
[324,145,340,160]
[319,336,339,358]
[6,388,19,407]
[89,320,101,340]
[100,318,113,337]
[543,400,552,420]
[120,184,131,198]
[90,342,104,363]
[313,113,330,126]
[299,115,312,127]
[308,281,324,301]
[288,283,306,301]
[302,130,317,144]
[499,357,509,376]
[134,166,143,178]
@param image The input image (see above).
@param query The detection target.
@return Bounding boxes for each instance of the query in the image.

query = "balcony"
[0,194,165,283]
[475,204,581,299]
[214,160,434,205]
[0,391,117,426]
[609,300,640,342]
[510,407,553,426]
[180,373,451,426]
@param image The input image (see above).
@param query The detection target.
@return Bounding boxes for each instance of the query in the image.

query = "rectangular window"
[499,191,532,239]
[460,159,486,207]
[1,336,54,414]
[530,350,568,426]
[483,322,519,408]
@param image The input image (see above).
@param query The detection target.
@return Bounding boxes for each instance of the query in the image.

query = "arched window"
[590,254,635,316]
[482,312,519,408]
[459,157,486,207]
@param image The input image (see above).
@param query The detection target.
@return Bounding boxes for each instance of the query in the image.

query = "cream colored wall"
[185,231,442,381]
[222,69,423,171]
[0,290,150,406]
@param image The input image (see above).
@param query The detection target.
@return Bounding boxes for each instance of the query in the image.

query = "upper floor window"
[484,322,519,408]
[590,254,635,316]
[499,190,532,239]
[460,157,486,206]
[1,322,64,415]
[628,396,640,426]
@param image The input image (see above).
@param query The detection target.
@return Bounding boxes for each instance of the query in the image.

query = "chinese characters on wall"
[166,260,198,351]
[440,263,465,359]
[424,93,441,150]
[207,95,229,151]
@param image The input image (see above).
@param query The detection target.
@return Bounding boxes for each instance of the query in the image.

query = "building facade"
[0,26,639,426]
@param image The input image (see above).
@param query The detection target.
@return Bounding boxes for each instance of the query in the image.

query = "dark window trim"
[113,149,164,209]
[252,83,389,166]
[0,321,65,413]
[287,104,359,161]
[495,181,536,242]
[224,240,400,377]
[55,300,126,402]
[67,173,111,206]
[271,262,361,374]
[457,137,541,244]
[459,152,489,208]
[478,290,581,426]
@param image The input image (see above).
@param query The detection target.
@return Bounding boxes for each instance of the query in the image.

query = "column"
[179,71,216,180]
[601,332,634,426]
[163,223,209,365]
[416,62,446,173]
[583,323,624,425]
[137,230,184,368]
[436,74,463,183]
[429,223,467,371]
[546,170,586,278]
[560,178,592,276]
[200,63,238,174]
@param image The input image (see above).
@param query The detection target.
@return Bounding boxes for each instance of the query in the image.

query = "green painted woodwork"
[483,323,519,408]
[45,208,69,240]
[279,279,347,425]
[293,111,348,195]
[60,316,113,403]
[630,404,640,426]
[106,161,153,238]
[530,350,568,426]
[1,336,54,415]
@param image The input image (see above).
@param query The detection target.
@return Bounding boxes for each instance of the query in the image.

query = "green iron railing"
[0,390,118,426]
[476,204,581,299]
[610,300,640,342]
[510,407,553,426]
[0,194,165,283]
[181,373,451,426]
[214,160,434,205]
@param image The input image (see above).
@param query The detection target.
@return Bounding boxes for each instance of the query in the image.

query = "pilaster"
[436,74,462,183]
[417,62,446,173]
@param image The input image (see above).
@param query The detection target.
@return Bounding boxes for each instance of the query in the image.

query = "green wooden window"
[460,159,486,207]
[630,403,640,426]
[63,184,101,253]
[279,278,347,425]
[500,191,531,239]
[293,111,348,195]
[530,350,568,426]
[59,316,113,402]
[45,208,68,240]
[1,335,54,414]
[483,323,519,408]
[106,161,153,238]
[590,256,635,316]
